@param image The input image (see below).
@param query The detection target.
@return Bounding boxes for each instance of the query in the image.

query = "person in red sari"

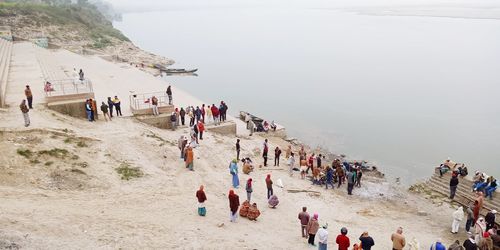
[228,190,240,222]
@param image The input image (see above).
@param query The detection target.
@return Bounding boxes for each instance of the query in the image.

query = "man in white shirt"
[317,224,328,250]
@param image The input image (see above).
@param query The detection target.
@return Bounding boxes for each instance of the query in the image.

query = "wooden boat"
[153,64,197,74]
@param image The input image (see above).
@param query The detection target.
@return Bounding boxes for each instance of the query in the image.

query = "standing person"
[19,100,30,127]
[391,227,406,250]
[450,173,459,199]
[24,85,33,109]
[356,168,363,187]
[473,200,481,224]
[185,146,194,171]
[90,98,97,121]
[288,152,296,176]
[236,139,241,161]
[475,217,487,245]
[107,97,114,117]
[113,96,122,116]
[179,107,186,126]
[248,120,255,136]
[298,207,310,238]
[336,164,345,188]
[189,108,195,127]
[229,159,240,188]
[466,203,475,232]
[228,190,240,222]
[100,102,111,121]
[274,146,282,166]
[317,154,322,169]
[211,104,220,125]
[175,108,180,127]
[265,174,273,199]
[178,136,188,159]
[170,112,177,130]
[151,96,159,116]
[195,106,201,123]
[463,232,478,250]
[79,69,84,81]
[336,227,350,250]
[196,185,207,216]
[72,68,78,84]
[263,139,269,167]
[325,166,334,189]
[452,206,464,234]
[359,231,375,250]
[317,224,329,250]
[347,170,355,195]
[245,178,253,202]
[485,210,497,231]
[307,213,320,246]
[205,105,212,124]
[479,232,493,250]
[197,121,205,140]
[430,239,446,250]
[285,145,292,160]
[85,99,92,122]
[166,84,173,105]
[201,104,206,122]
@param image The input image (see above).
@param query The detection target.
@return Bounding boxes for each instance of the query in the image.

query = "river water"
[114,4,500,184]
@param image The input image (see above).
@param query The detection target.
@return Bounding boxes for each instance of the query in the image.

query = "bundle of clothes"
[239,200,261,221]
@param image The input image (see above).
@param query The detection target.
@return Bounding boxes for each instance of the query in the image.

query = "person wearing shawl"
[463,232,477,250]
[229,159,240,188]
[430,239,446,250]
[485,210,497,231]
[228,190,240,222]
[245,178,253,202]
[306,213,320,246]
[475,217,487,245]
[247,203,261,221]
[336,227,350,250]
[178,136,188,159]
[196,185,207,216]
[473,200,481,224]
[268,194,279,208]
[479,232,493,250]
[317,224,328,250]
[452,206,464,234]
[185,146,194,171]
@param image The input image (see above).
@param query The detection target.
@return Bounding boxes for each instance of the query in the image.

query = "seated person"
[247,203,261,221]
[256,123,264,132]
[485,178,497,199]
[457,164,468,177]
[239,200,250,217]
[242,160,254,174]
[268,195,279,208]
[270,120,277,131]
[263,121,270,132]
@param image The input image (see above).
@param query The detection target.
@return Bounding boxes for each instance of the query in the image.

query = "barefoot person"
[228,190,240,222]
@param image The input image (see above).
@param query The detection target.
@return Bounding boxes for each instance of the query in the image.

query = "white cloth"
[452,219,460,233]
[452,208,464,233]
[317,228,328,244]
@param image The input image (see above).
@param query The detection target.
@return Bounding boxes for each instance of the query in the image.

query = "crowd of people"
[84,96,122,122]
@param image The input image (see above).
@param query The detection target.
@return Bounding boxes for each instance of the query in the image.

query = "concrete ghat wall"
[0,39,13,107]
[135,114,172,129]
[206,121,237,136]
[131,105,174,116]
[48,99,93,119]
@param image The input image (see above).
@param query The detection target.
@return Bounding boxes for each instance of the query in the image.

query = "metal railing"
[129,91,170,110]
[44,78,93,97]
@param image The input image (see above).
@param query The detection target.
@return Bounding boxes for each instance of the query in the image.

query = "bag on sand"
[198,207,206,216]
[276,179,284,188]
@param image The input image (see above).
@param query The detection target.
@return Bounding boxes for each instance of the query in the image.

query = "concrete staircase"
[34,45,69,81]
[425,172,498,224]
[0,38,13,107]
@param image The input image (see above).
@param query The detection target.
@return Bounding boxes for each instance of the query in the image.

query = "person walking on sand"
[229,159,240,188]
[166,84,173,105]
[325,166,334,189]
[197,120,205,140]
[288,152,296,176]
[245,178,253,202]
[20,100,30,127]
[236,139,241,161]
[298,207,310,238]
[178,136,188,159]
[391,227,406,250]
[196,185,207,216]
[274,146,282,166]
[185,146,194,171]
[450,173,459,199]
[228,189,240,222]
[263,139,269,167]
[307,213,320,246]
[465,203,474,232]
[347,169,356,195]
[170,112,177,130]
[180,107,186,126]
[24,85,33,109]
[265,174,273,199]
[113,96,122,116]
[107,97,114,117]
[452,206,464,234]
[100,102,111,121]
[359,231,375,250]
[336,227,350,250]
[151,96,159,116]
[317,224,329,250]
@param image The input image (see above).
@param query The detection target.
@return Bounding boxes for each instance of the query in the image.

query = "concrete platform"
[205,121,237,136]
[47,99,96,119]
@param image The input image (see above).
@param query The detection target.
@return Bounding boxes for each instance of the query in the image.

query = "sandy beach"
[0,41,473,249]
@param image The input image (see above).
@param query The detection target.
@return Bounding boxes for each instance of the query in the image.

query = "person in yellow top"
[112,96,122,116]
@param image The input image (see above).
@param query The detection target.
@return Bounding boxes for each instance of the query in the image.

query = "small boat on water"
[153,64,198,74]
